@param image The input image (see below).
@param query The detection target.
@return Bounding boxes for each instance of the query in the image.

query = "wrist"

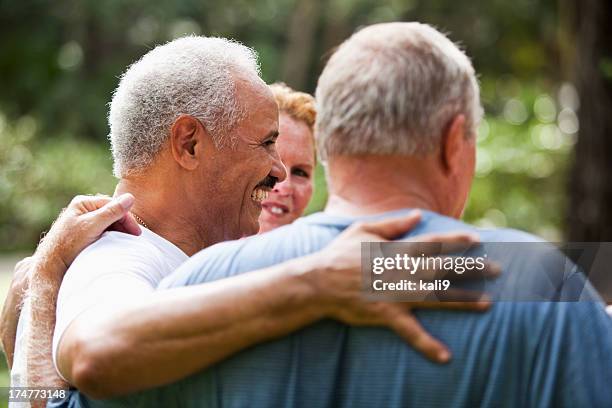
[289,254,336,316]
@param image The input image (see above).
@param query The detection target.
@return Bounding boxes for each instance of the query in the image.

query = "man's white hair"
[109,36,260,177]
[315,22,482,161]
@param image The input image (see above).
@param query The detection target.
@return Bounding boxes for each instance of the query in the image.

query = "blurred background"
[0,0,610,396]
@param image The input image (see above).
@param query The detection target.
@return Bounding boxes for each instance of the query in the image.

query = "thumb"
[86,193,135,228]
[360,210,422,240]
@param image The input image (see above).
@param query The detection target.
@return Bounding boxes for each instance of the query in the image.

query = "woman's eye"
[292,168,310,178]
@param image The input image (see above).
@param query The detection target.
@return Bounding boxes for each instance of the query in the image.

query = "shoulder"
[160,222,330,288]
[70,231,164,272]
[478,227,545,243]
[408,211,545,243]
[407,213,601,301]
[81,230,159,255]
[63,231,168,290]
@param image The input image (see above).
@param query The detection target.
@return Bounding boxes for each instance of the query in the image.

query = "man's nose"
[270,153,287,184]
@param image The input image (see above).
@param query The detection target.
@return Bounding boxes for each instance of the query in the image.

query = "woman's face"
[258,113,315,233]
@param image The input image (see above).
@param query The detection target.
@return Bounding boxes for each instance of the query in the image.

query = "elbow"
[63,333,125,399]
[70,355,112,399]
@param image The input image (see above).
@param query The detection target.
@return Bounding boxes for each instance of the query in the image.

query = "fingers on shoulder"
[69,194,113,212]
[351,211,422,240]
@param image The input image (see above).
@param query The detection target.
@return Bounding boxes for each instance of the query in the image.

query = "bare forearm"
[0,258,31,368]
[26,255,68,389]
[61,255,327,397]
[0,285,24,368]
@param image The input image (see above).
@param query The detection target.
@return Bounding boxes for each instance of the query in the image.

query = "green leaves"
[0,115,115,252]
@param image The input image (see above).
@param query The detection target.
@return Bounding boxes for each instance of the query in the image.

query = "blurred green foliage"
[464,82,576,241]
[0,115,116,251]
[0,0,573,252]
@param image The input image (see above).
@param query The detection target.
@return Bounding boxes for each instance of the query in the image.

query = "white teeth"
[251,188,268,202]
[270,206,283,215]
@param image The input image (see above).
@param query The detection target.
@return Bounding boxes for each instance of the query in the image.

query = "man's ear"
[440,114,467,176]
[170,114,207,171]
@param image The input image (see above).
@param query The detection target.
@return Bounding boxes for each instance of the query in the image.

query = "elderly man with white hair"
[6,33,489,406]
[58,22,610,407]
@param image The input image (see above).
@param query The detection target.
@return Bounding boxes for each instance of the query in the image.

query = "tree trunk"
[567,0,612,241]
[280,0,322,91]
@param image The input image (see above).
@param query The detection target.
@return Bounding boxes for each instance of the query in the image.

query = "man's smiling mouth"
[251,187,270,202]
[251,175,278,203]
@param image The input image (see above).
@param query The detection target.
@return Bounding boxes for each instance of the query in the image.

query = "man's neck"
[324,155,449,218]
[115,177,206,256]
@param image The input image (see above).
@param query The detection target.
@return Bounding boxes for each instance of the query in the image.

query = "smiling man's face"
[203,74,286,240]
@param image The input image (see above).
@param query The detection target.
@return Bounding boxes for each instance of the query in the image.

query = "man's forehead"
[234,77,275,113]
[230,72,278,137]
[236,95,278,141]
[247,86,278,117]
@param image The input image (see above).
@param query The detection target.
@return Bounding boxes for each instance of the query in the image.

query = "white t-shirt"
[51,227,188,377]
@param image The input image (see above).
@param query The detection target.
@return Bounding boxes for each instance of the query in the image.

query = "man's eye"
[292,168,310,178]
[263,140,276,147]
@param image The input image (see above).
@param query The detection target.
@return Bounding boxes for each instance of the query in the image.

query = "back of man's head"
[109,36,260,177]
[315,22,482,162]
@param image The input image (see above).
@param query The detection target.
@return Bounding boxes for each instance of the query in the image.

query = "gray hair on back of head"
[315,22,482,162]
[108,35,260,177]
